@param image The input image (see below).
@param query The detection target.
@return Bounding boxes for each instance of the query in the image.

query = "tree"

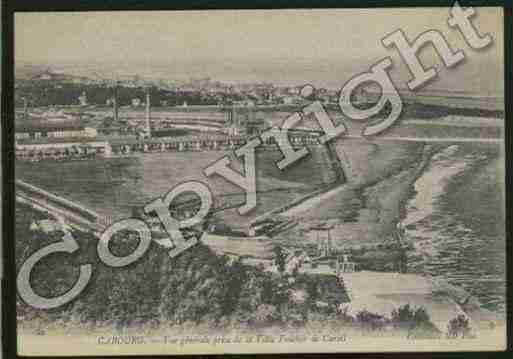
[356,310,387,331]
[391,304,440,338]
[273,246,287,274]
[447,314,472,338]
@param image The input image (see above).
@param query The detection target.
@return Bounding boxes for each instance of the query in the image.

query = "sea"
[403,143,506,312]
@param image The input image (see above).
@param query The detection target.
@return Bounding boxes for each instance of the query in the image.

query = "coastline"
[327,141,505,328]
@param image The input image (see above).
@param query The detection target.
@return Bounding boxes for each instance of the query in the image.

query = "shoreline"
[326,142,505,324]
[397,145,505,318]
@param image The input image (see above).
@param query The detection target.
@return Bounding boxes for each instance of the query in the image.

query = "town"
[14,68,349,161]
[13,5,505,351]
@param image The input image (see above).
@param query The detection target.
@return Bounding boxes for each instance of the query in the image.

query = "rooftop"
[16,118,84,133]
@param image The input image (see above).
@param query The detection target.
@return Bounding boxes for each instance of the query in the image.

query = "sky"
[15,8,504,94]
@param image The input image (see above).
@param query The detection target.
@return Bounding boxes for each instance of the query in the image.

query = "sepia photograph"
[10,5,507,355]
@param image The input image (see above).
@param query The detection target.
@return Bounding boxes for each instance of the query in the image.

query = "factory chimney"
[23,97,28,120]
[232,104,237,127]
[317,230,322,255]
[113,82,119,122]
[314,227,333,257]
[326,229,332,257]
[145,87,152,138]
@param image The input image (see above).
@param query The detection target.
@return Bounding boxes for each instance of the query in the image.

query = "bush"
[273,246,287,274]
[391,304,440,338]
[356,310,388,331]
[447,314,472,339]
[17,205,444,336]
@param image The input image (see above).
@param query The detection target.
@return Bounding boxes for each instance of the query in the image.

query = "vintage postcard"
[13,6,506,355]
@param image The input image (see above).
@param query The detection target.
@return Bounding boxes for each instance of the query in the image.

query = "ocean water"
[404,143,506,312]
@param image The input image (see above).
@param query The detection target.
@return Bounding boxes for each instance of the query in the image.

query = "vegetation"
[447,314,473,339]
[15,82,241,108]
[354,304,440,338]
[391,304,440,338]
[328,99,504,119]
[16,204,348,332]
[272,245,287,274]
[16,205,441,338]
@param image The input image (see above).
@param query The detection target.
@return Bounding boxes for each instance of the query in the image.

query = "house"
[78,92,88,106]
[15,118,96,140]
[30,70,74,83]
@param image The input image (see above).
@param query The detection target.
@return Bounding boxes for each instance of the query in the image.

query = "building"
[78,92,88,106]
[16,140,109,161]
[30,70,75,83]
[246,117,267,136]
[15,118,97,140]
[131,98,142,107]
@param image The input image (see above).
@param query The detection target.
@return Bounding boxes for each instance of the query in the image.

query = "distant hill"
[15,64,50,80]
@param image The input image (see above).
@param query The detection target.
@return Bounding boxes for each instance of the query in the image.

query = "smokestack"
[327,229,332,256]
[227,105,232,123]
[317,230,322,256]
[232,104,237,126]
[145,88,151,138]
[23,97,28,120]
[316,231,322,256]
[113,84,119,122]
